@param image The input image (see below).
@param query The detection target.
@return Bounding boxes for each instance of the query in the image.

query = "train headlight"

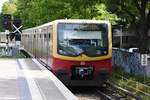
[75,67,93,78]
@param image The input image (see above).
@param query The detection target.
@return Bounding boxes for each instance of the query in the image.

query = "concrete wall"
[112,48,150,77]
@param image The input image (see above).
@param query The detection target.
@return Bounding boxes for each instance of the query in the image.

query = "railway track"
[96,82,143,100]
[70,82,142,100]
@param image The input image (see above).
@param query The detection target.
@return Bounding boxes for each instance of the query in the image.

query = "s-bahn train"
[22,19,112,86]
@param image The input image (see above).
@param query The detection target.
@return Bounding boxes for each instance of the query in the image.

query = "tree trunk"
[136,19,149,53]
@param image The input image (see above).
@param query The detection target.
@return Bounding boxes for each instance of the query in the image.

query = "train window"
[44,34,46,38]
[40,34,41,38]
[34,35,36,38]
[49,34,51,38]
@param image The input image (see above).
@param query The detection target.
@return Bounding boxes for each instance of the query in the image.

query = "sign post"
[141,54,148,66]
[5,30,10,55]
[2,15,22,56]
[141,54,148,95]
[12,18,22,56]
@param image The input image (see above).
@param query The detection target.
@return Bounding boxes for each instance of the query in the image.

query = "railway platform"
[0,58,77,100]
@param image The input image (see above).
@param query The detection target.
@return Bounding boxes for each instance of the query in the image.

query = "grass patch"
[110,66,150,99]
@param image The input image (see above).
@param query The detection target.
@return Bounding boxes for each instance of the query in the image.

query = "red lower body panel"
[51,57,112,86]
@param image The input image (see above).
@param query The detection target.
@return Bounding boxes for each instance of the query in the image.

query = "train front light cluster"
[72,66,94,80]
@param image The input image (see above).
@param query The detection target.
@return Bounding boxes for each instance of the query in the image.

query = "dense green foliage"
[0,14,4,32]
[0,0,150,49]
[1,0,119,28]
[2,0,17,14]
[102,0,150,50]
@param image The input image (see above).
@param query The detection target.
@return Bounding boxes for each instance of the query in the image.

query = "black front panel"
[71,65,94,80]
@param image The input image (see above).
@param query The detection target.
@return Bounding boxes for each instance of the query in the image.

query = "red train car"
[22,19,112,86]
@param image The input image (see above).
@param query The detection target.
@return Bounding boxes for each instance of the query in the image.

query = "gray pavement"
[0,59,78,100]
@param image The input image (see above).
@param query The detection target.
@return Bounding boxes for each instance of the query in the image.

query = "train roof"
[23,19,110,32]
[54,19,110,24]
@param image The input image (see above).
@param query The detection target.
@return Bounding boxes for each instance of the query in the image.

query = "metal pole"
[144,64,147,94]
[120,25,122,48]
[143,65,147,99]
[141,54,147,99]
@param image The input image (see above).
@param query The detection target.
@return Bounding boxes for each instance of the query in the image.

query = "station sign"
[141,54,148,66]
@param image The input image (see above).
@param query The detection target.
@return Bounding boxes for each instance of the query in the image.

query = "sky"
[0,0,8,13]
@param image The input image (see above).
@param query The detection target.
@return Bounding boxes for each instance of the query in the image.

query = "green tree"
[2,0,119,29]
[15,0,71,28]
[102,0,150,51]
[94,3,120,25]
[2,0,17,15]
[67,0,100,19]
[0,14,5,32]
[0,0,17,31]
[64,0,119,24]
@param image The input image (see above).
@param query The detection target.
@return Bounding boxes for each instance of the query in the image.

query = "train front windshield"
[58,23,108,57]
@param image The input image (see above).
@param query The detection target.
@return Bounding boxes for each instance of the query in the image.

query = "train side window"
[44,34,46,38]
[49,34,51,38]
[40,34,41,38]
[34,35,36,38]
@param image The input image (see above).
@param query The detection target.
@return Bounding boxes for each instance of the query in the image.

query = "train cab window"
[58,23,108,57]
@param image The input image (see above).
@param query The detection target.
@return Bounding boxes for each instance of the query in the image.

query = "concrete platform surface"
[0,59,78,100]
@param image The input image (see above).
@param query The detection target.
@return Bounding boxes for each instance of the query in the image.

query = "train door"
[37,28,40,59]
[40,29,43,61]
[41,29,44,61]
[29,32,32,53]
[45,26,49,66]
[33,30,36,57]
[42,29,46,62]
[44,30,48,64]
[27,33,29,52]
[39,29,42,59]
[41,27,47,63]
[32,30,34,57]
[46,26,49,66]
[31,31,33,54]
[35,29,37,58]
[47,25,53,68]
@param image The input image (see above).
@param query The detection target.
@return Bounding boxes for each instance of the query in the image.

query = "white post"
[5,30,9,55]
[141,54,148,95]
